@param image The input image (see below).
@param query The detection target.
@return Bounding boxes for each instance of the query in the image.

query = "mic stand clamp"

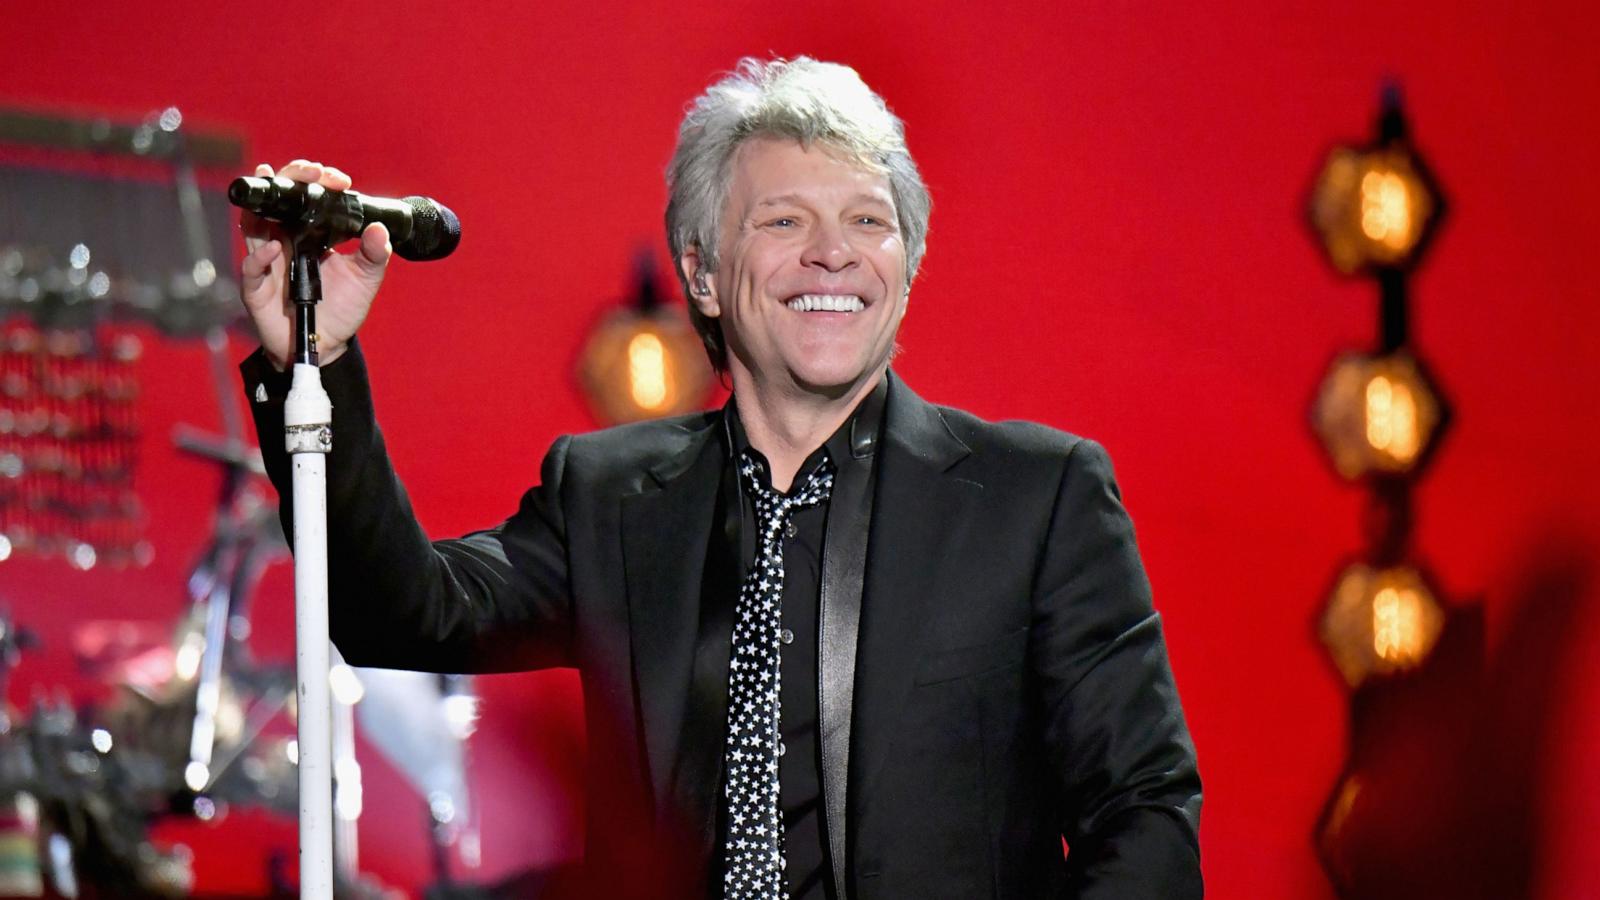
[283,234,336,900]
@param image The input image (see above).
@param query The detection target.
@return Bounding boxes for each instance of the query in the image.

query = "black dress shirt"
[721,376,887,900]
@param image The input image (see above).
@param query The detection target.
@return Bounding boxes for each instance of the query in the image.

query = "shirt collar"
[724,372,889,483]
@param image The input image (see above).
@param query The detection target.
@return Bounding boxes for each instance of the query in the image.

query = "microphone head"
[395,196,461,261]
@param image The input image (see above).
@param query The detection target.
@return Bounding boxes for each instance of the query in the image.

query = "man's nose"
[801,220,859,272]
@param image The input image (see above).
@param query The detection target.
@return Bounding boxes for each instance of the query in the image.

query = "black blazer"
[247,346,1202,899]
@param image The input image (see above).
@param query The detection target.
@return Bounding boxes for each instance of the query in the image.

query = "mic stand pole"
[284,234,335,900]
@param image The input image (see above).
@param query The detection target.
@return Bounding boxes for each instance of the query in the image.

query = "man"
[239,58,1201,899]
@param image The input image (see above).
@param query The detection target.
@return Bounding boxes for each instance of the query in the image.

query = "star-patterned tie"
[721,450,835,900]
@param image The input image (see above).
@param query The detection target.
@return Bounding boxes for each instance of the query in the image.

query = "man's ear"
[679,244,719,318]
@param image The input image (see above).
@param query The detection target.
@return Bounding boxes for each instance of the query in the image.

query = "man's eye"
[855,216,888,227]
[768,217,797,228]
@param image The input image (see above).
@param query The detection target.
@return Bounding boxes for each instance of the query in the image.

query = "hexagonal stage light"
[1307,93,1444,276]
[577,253,715,426]
[578,307,712,426]
[1312,351,1446,481]
[1319,562,1445,688]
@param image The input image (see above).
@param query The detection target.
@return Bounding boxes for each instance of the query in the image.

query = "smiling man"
[678,134,908,489]
[239,57,1201,899]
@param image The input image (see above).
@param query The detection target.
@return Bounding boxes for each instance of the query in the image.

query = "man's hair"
[665,56,932,370]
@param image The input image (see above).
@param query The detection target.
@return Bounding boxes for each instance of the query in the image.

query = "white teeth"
[785,294,864,312]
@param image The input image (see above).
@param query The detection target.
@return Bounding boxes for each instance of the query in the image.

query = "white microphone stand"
[284,241,335,900]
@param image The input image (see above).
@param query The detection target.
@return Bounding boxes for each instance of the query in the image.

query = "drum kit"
[0,106,482,897]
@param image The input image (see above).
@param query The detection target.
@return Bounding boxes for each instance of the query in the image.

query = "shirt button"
[785,520,798,539]
[780,628,795,645]
[778,741,787,757]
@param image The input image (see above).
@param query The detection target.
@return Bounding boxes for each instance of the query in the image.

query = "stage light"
[1312,351,1444,480]
[579,310,711,425]
[1307,93,1443,276]
[578,255,713,425]
[1311,150,1438,274]
[1306,88,1466,897]
[1319,563,1444,687]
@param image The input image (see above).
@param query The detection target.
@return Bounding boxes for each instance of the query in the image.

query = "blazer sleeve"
[1030,438,1203,898]
[241,341,575,673]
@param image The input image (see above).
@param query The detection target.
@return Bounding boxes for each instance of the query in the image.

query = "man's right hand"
[239,159,393,370]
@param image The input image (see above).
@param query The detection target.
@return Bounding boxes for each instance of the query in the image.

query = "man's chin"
[789,362,883,400]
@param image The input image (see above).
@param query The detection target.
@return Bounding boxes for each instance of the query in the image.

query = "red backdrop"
[3,1,1597,896]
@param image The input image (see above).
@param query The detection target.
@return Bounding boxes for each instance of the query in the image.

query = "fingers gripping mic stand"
[284,230,336,900]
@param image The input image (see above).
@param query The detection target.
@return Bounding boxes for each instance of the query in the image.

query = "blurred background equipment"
[0,608,196,897]
[353,669,483,888]
[0,103,488,897]
[0,104,243,570]
[1304,86,1488,898]
[1306,85,1453,686]
[0,323,144,569]
[577,250,714,425]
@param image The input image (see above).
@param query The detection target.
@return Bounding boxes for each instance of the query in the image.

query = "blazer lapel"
[850,374,979,818]
[620,419,724,826]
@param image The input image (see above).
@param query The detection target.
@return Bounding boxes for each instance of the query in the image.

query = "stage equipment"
[1302,87,1473,897]
[0,611,197,896]
[578,251,714,425]
[228,177,460,263]
[269,199,336,900]
[227,170,463,900]
[352,669,482,887]
[0,322,146,567]
[0,105,244,567]
[1309,141,1441,276]
[35,423,452,895]
[1312,350,1445,480]
[2,103,477,895]
[1318,562,1445,687]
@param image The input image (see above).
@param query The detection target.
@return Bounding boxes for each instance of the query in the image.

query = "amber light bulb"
[1319,563,1445,687]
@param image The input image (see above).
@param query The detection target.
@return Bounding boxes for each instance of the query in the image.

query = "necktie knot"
[739,451,835,530]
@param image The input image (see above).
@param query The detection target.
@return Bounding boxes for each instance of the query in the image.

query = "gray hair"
[665,56,932,370]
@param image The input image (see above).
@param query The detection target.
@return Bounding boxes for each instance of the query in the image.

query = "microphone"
[228,175,461,262]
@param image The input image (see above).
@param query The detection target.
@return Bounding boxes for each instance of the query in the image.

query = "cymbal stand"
[163,119,283,803]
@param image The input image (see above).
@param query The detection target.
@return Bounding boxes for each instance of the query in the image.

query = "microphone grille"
[396,196,461,262]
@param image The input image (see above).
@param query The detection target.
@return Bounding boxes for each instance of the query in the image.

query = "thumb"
[353,222,392,277]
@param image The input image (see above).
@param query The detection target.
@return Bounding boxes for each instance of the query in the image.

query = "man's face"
[690,137,909,398]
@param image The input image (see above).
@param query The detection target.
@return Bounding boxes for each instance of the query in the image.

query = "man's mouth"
[785,293,865,312]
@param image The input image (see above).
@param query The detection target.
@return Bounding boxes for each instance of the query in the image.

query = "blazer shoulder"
[932,403,1097,465]
[923,403,1129,507]
[559,409,721,480]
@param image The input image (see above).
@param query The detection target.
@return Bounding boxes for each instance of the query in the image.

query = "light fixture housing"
[1306,92,1445,276]
[577,254,715,426]
[1311,350,1448,481]
[578,307,712,426]
[1318,562,1446,688]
